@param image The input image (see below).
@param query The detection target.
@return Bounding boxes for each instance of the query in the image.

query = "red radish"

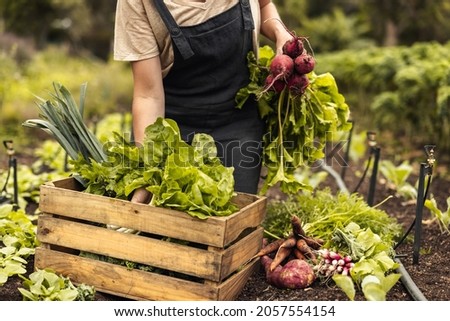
[342,267,349,276]
[294,53,316,75]
[315,249,354,277]
[319,248,330,258]
[328,251,341,260]
[282,37,305,59]
[287,73,309,95]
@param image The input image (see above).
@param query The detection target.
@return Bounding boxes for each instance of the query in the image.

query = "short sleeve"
[114,0,160,61]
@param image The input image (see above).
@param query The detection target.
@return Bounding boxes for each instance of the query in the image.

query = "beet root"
[278,259,316,289]
[261,255,284,288]
[261,255,316,289]
[269,54,295,80]
[282,37,305,59]
[287,73,309,96]
[265,74,286,93]
[294,53,316,75]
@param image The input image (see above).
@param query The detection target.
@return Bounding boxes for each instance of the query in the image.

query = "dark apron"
[153,0,264,194]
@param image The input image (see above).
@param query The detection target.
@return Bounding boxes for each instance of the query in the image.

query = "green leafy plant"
[19,268,95,301]
[330,222,400,301]
[379,160,417,200]
[24,84,237,219]
[264,189,402,243]
[315,42,450,152]
[424,196,450,233]
[0,161,66,209]
[0,204,38,285]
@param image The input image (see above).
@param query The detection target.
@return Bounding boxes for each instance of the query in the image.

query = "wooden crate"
[35,177,267,301]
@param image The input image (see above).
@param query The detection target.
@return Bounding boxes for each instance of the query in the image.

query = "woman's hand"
[259,1,294,54]
[131,187,152,204]
[275,31,294,55]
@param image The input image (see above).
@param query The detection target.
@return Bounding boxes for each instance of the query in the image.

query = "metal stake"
[412,145,435,265]
[1,140,19,209]
[366,132,380,206]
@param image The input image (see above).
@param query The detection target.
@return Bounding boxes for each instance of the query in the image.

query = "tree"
[360,0,450,46]
[0,0,115,60]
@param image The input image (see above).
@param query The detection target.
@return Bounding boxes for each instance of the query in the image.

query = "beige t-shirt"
[114,0,261,77]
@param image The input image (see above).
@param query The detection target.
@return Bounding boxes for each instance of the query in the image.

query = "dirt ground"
[237,173,450,301]
[1,152,449,302]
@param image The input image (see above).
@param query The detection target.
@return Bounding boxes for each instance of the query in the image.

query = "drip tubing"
[395,258,427,301]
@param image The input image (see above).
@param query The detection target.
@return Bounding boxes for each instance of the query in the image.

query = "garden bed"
[1,160,449,301]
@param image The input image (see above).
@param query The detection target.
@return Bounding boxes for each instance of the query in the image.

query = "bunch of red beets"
[264,36,315,96]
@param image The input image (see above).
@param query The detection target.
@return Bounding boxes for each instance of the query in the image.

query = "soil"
[1,153,449,302]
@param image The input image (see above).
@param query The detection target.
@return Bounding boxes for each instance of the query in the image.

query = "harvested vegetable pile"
[262,190,405,300]
[236,40,352,195]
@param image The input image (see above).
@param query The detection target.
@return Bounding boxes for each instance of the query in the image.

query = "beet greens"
[236,45,352,195]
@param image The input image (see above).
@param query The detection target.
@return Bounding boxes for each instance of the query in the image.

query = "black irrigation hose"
[393,175,432,250]
[352,154,372,193]
[395,258,428,301]
[393,173,432,301]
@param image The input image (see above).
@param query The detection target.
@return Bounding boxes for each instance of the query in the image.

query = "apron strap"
[240,0,254,31]
[153,0,195,60]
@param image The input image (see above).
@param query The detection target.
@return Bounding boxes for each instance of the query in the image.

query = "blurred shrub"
[315,41,450,153]
[0,45,133,145]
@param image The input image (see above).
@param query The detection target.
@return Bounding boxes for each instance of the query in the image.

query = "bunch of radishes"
[264,35,315,96]
[315,249,354,278]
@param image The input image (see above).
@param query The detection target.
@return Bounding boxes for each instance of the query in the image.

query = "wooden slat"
[218,227,263,281]
[46,176,84,190]
[222,196,266,246]
[39,177,266,247]
[40,183,225,247]
[37,214,223,281]
[217,258,259,301]
[34,247,218,301]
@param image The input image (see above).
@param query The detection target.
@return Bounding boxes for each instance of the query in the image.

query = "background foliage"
[0,0,450,158]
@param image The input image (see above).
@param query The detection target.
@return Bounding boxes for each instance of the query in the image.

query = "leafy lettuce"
[72,118,237,219]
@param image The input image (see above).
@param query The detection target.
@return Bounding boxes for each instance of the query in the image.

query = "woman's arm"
[128,56,165,203]
[130,56,165,146]
[258,0,293,54]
